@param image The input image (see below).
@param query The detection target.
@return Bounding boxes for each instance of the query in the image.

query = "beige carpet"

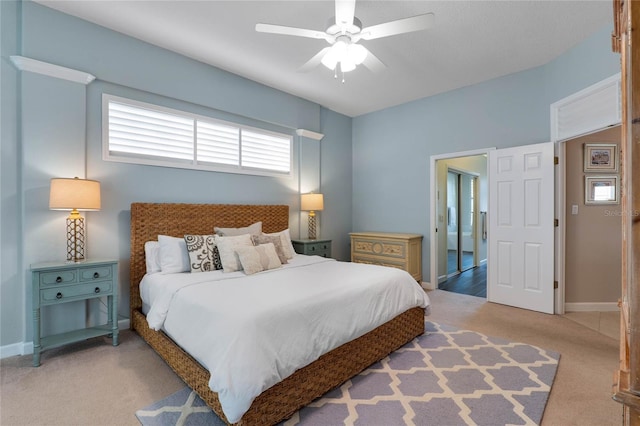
[1,290,621,426]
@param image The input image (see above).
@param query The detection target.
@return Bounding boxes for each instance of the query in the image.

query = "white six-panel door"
[488,142,555,314]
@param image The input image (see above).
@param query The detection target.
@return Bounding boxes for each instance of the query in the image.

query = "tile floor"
[563,311,620,340]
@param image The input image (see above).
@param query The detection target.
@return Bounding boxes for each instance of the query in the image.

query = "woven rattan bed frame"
[130,202,425,425]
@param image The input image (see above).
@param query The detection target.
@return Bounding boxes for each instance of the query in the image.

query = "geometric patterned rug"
[136,321,560,426]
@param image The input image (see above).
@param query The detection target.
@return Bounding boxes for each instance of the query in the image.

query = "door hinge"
[554,219,559,227]
[554,281,558,289]
[554,156,559,165]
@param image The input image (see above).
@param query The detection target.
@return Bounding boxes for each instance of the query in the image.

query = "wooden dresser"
[350,232,422,282]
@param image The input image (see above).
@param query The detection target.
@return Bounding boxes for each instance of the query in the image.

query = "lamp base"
[308,212,318,240]
[66,216,86,262]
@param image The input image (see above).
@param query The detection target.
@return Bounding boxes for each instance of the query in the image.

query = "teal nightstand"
[31,259,119,366]
[291,239,332,258]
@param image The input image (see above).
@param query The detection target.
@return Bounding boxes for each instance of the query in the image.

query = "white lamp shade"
[301,193,324,211]
[49,178,101,211]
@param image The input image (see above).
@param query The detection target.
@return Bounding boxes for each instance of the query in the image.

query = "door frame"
[551,73,621,314]
[430,148,494,290]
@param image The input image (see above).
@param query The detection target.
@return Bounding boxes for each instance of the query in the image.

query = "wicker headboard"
[129,203,290,319]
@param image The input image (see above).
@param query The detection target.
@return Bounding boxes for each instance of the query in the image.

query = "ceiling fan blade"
[335,0,356,27]
[255,23,329,41]
[360,13,434,40]
[361,47,386,73]
[298,47,331,73]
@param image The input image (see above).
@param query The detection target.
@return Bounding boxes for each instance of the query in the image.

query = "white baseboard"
[0,342,30,359]
[564,302,619,312]
[118,318,130,330]
[0,318,131,359]
[421,281,436,291]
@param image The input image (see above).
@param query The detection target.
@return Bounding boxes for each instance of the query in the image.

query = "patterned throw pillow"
[183,235,223,273]
[235,243,282,275]
[251,234,288,264]
[262,229,296,260]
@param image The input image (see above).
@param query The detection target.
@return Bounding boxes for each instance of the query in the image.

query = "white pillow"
[214,234,253,272]
[144,241,161,274]
[236,243,282,275]
[214,221,262,236]
[263,229,296,259]
[158,235,190,274]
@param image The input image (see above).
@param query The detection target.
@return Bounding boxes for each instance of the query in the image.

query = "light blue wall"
[1,1,353,349]
[352,24,619,284]
[319,108,353,261]
[1,0,22,348]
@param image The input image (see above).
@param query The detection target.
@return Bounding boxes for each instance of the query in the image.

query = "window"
[103,95,292,176]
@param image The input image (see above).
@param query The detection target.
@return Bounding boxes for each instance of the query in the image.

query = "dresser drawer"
[40,270,77,286]
[352,255,407,270]
[41,281,113,304]
[79,266,112,282]
[352,238,407,259]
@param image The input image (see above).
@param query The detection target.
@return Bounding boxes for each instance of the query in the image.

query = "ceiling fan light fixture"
[321,40,347,70]
[348,43,367,65]
[340,57,356,72]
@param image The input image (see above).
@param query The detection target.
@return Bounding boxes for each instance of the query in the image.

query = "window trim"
[102,94,293,178]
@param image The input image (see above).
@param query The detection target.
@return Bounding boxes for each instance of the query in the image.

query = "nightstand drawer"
[306,241,331,255]
[41,281,113,304]
[40,270,77,286]
[291,239,332,258]
[79,266,112,282]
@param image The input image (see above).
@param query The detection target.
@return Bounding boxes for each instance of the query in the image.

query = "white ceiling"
[35,1,613,117]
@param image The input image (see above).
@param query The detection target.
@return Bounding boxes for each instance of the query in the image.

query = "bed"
[130,202,428,425]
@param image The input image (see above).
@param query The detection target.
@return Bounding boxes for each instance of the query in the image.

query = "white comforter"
[141,255,429,423]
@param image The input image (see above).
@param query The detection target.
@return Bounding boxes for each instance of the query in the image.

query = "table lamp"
[301,193,324,240]
[49,177,101,262]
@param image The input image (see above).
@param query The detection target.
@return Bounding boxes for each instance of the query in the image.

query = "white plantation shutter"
[197,121,240,166]
[241,130,291,173]
[108,101,194,160]
[104,95,292,177]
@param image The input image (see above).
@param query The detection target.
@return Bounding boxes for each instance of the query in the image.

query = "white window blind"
[197,121,240,166]
[103,95,292,176]
[241,129,291,172]
[108,101,194,161]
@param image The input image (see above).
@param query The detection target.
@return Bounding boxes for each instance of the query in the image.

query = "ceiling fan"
[255,0,434,80]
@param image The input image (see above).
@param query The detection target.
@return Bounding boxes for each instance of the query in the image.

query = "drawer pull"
[311,246,316,251]
[56,292,63,299]
[94,287,101,294]
[93,272,100,279]
[56,276,62,283]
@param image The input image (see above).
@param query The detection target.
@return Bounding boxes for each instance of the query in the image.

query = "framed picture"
[585,175,619,205]
[584,143,618,172]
